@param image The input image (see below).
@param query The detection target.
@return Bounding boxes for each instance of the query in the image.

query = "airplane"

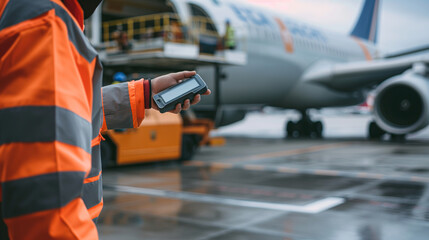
[97,0,429,140]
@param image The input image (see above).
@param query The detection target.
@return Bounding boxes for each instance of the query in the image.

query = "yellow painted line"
[210,162,234,169]
[243,165,265,171]
[276,167,299,173]
[410,176,429,182]
[224,142,352,163]
[356,172,384,179]
[313,170,340,176]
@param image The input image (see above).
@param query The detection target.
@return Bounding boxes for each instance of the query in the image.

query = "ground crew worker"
[224,20,236,50]
[113,29,132,52]
[112,72,127,84]
[170,20,183,43]
[0,0,210,239]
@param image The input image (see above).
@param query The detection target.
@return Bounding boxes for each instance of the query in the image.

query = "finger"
[183,99,191,110]
[191,94,201,105]
[170,103,181,114]
[202,89,211,96]
[169,71,196,82]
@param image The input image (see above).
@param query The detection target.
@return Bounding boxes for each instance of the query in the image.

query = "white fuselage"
[172,0,378,109]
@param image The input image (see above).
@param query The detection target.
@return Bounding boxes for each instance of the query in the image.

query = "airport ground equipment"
[100,109,223,167]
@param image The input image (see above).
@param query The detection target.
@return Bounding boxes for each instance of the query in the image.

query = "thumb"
[169,71,196,82]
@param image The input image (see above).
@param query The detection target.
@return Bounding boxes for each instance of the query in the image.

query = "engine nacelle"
[374,69,429,135]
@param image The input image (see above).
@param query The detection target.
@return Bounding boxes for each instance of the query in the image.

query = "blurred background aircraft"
[93,0,429,140]
[190,0,429,140]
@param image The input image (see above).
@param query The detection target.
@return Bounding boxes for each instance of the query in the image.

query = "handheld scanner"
[153,74,208,113]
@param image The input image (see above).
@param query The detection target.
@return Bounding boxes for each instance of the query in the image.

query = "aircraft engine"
[373,68,429,135]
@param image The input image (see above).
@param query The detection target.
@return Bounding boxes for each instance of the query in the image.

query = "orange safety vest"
[0,0,146,239]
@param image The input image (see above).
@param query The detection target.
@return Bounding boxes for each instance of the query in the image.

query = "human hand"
[151,71,211,114]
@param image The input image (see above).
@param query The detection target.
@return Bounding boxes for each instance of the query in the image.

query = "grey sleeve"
[102,82,134,129]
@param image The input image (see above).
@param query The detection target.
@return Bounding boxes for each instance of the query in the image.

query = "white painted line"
[107,185,345,214]
[303,197,346,214]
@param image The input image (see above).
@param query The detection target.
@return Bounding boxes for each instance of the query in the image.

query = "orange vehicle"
[100,109,223,167]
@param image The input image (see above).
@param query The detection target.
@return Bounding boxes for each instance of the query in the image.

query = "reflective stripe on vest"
[2,171,86,218]
[0,106,91,153]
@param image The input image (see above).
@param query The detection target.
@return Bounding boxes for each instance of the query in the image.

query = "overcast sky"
[245,0,429,54]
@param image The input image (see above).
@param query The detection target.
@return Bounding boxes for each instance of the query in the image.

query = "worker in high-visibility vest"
[112,72,128,84]
[0,0,210,239]
[224,20,236,50]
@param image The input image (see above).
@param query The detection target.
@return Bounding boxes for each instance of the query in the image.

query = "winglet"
[350,0,380,43]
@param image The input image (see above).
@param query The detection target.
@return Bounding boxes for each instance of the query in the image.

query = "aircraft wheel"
[390,134,406,142]
[179,134,199,162]
[368,121,385,139]
[295,120,308,138]
[313,121,323,138]
[286,121,298,138]
[287,120,323,138]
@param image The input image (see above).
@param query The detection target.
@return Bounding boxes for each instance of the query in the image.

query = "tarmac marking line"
[185,160,205,166]
[106,184,345,214]
[410,176,429,182]
[276,167,300,173]
[356,172,384,179]
[210,162,234,169]
[217,142,353,163]
[313,169,340,176]
[185,161,429,183]
[243,164,266,171]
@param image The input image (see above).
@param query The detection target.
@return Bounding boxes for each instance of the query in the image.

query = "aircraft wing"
[302,54,429,92]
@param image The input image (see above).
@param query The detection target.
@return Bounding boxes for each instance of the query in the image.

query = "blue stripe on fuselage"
[229,4,326,42]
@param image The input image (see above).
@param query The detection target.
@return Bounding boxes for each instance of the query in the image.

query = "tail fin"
[350,0,380,43]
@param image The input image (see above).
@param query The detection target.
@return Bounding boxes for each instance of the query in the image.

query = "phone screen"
[161,79,200,102]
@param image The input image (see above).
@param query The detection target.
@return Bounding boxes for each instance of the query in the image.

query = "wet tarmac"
[98,111,429,240]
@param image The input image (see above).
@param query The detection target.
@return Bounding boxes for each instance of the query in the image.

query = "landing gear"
[368,121,385,139]
[391,134,406,142]
[286,110,323,138]
[368,121,406,141]
[179,134,201,162]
